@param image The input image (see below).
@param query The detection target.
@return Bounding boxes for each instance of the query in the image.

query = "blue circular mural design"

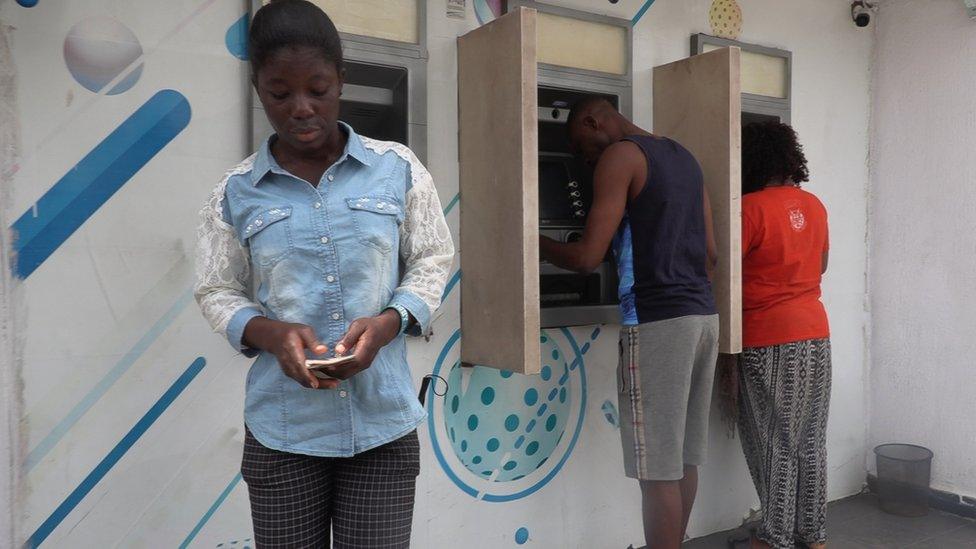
[515,526,530,544]
[427,327,597,502]
[225,13,249,60]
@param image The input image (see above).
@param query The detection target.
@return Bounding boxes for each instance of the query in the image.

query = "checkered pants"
[737,339,832,549]
[241,427,420,548]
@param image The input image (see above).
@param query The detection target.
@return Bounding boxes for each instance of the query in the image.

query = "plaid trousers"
[241,427,420,548]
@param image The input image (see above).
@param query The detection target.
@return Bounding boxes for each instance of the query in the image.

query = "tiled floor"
[683,493,976,548]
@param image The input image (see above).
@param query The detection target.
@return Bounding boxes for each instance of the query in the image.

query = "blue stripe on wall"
[12,89,191,279]
[179,472,243,549]
[443,192,460,216]
[25,357,207,548]
[26,289,194,471]
[631,0,657,26]
[441,270,461,303]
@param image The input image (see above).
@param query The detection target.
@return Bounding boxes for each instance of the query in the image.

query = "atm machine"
[249,0,427,159]
[536,88,623,328]
[457,4,634,372]
[522,2,634,329]
[458,6,744,373]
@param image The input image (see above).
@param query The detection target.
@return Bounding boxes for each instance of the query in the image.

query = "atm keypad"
[567,181,586,219]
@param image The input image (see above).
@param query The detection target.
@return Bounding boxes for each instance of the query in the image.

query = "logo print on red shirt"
[789,208,806,231]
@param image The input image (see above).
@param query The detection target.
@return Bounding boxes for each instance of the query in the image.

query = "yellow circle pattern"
[709,0,743,40]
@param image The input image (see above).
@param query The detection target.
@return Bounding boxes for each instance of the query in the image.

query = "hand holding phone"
[243,318,335,389]
[305,355,356,380]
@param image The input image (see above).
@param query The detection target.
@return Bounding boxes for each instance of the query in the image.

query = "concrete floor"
[682,493,976,549]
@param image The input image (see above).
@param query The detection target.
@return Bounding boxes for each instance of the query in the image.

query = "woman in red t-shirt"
[737,122,831,549]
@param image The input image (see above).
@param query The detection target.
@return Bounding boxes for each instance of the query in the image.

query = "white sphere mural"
[63,16,143,95]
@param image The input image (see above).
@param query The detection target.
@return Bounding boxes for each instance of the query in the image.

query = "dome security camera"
[851,1,877,28]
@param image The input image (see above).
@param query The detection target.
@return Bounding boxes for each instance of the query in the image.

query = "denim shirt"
[194,123,454,456]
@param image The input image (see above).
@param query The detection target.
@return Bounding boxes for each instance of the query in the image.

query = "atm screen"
[539,158,590,227]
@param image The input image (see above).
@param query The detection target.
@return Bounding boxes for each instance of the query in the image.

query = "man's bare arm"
[539,141,641,273]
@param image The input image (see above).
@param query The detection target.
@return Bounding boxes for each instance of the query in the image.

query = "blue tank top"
[612,135,717,325]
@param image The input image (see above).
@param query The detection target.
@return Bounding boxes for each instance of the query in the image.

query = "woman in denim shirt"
[194,1,453,546]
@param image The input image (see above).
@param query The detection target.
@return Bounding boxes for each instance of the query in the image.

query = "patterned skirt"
[737,338,832,549]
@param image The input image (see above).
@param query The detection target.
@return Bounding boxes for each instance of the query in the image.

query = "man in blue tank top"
[540,98,719,549]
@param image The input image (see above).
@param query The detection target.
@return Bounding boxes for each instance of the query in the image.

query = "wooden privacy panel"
[653,47,742,354]
[457,8,541,373]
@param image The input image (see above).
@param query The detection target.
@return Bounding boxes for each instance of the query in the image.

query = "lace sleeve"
[397,157,455,317]
[193,165,263,339]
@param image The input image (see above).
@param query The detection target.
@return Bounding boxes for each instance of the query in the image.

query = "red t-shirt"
[742,186,830,348]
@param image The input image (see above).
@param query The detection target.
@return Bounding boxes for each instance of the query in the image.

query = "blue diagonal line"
[631,0,657,26]
[179,472,243,549]
[443,192,460,216]
[441,270,461,303]
[25,357,207,548]
[12,89,191,279]
[26,289,194,471]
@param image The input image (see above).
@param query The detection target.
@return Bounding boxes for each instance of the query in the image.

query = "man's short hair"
[566,96,616,128]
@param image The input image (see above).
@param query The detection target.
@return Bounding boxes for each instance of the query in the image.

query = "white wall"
[869,0,976,498]
[1,0,872,547]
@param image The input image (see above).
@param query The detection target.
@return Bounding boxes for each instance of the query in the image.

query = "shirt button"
[320,236,329,244]
[328,174,335,182]
[332,313,341,321]
[314,202,321,209]
[327,275,335,283]
[339,390,347,398]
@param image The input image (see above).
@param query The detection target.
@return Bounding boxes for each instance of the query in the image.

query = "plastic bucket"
[874,443,934,517]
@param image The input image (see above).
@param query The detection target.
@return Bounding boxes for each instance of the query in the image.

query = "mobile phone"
[306,355,356,371]
[310,369,338,380]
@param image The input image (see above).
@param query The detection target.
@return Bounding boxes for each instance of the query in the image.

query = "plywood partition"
[457,8,541,373]
[653,47,743,354]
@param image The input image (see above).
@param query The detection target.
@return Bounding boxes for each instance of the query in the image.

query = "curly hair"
[741,121,809,195]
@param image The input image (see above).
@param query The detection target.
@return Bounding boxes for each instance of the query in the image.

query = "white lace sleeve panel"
[194,159,263,337]
[361,138,455,327]
[399,157,455,312]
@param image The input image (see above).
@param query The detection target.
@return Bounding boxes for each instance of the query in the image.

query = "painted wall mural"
[2,1,663,547]
[12,90,190,279]
[1,0,880,546]
[709,0,743,40]
[474,0,505,25]
[429,327,597,501]
[63,16,144,95]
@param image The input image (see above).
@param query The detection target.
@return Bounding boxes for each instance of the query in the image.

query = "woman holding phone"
[193,1,453,546]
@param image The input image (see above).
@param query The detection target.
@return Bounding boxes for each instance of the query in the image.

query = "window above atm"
[703,43,788,98]
[509,1,631,79]
[537,12,628,76]
[694,34,792,102]
[299,0,420,44]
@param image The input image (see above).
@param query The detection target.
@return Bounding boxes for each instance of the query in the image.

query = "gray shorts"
[618,314,719,481]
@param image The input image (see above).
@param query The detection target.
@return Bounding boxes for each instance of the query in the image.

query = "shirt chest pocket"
[243,207,293,267]
[346,197,401,253]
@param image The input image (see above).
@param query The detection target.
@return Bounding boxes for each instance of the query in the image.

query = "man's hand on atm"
[539,233,595,275]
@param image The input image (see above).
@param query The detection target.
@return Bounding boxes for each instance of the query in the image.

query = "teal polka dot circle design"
[429,326,600,502]
[441,332,577,482]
